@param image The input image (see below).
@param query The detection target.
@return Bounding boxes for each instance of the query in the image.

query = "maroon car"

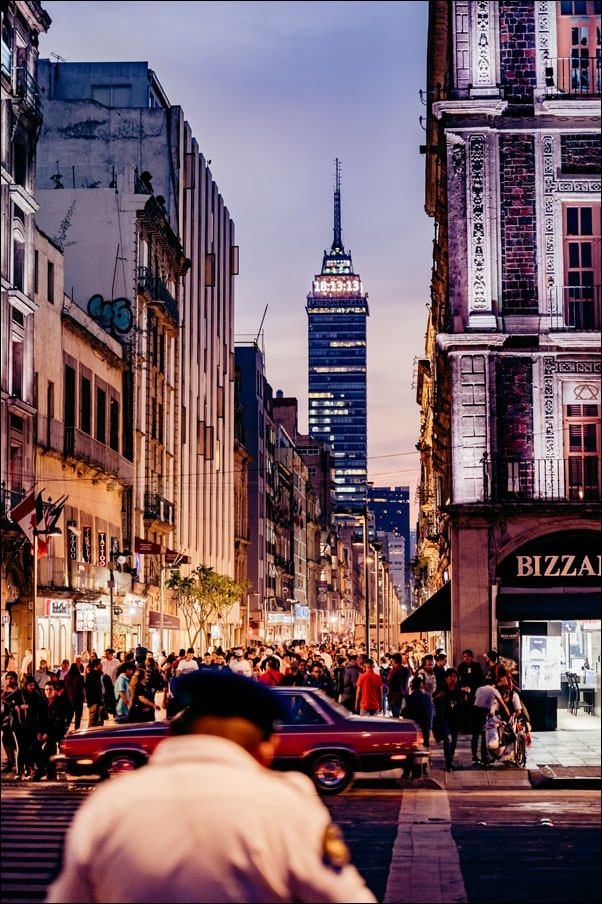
[53,687,428,794]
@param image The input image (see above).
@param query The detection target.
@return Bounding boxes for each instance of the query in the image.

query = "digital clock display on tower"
[313,276,362,295]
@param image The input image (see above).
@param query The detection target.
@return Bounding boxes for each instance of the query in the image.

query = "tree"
[166,565,250,651]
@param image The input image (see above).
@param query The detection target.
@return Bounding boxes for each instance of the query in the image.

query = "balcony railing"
[137,266,179,326]
[545,56,601,96]
[485,457,600,504]
[15,67,44,121]
[143,492,175,526]
[63,424,135,482]
[548,285,601,332]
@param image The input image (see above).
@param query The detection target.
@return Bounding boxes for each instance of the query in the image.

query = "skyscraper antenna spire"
[332,158,343,253]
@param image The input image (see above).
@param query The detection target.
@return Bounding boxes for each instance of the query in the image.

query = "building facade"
[411,0,601,728]
[33,59,239,654]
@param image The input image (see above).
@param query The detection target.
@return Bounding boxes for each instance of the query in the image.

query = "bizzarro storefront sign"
[498,530,601,587]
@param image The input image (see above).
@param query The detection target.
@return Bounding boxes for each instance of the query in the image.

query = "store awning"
[400,583,451,633]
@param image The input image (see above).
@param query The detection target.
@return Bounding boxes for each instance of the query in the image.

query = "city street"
[1,781,599,904]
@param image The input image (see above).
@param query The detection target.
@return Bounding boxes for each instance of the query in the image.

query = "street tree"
[166,565,249,651]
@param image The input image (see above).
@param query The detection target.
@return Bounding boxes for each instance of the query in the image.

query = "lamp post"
[361,509,370,658]
[107,561,115,650]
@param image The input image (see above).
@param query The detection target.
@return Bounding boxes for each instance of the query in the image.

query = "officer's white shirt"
[46,734,376,904]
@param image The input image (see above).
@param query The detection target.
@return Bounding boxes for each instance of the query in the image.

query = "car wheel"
[307,751,354,795]
[100,752,146,779]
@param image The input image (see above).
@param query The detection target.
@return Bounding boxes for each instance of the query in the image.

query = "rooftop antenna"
[255,303,268,346]
[332,158,343,253]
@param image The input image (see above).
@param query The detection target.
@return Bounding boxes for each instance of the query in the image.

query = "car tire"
[307,751,354,795]
[100,752,147,779]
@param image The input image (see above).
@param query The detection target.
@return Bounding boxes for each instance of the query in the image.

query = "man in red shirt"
[355,658,384,715]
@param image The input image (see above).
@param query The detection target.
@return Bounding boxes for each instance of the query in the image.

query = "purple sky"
[40,1,432,521]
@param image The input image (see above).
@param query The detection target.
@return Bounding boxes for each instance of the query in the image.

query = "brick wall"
[495,357,534,460]
[500,134,538,314]
[560,135,601,174]
[499,2,537,106]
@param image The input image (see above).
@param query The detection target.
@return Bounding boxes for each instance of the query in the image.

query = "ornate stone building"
[410,1,600,728]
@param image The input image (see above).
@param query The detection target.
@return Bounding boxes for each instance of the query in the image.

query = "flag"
[9,488,42,544]
[43,494,67,535]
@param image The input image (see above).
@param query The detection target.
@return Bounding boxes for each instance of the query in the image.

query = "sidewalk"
[358,707,601,791]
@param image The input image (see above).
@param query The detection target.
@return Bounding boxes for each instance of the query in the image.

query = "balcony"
[486,457,600,505]
[15,67,44,123]
[545,56,601,97]
[143,492,175,527]
[548,285,601,332]
[274,553,294,575]
[137,266,179,326]
[62,424,135,483]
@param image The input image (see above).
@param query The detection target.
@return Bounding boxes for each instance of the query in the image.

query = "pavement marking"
[384,789,467,904]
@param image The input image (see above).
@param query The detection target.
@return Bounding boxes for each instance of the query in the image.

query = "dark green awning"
[400,582,451,633]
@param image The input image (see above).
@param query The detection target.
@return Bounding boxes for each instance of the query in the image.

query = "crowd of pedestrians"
[1,638,529,780]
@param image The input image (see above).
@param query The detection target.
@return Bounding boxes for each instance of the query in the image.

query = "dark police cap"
[170,670,287,739]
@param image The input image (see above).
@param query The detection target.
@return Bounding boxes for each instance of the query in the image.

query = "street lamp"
[287,598,296,642]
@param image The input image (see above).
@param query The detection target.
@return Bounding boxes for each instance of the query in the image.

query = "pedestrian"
[386,652,411,719]
[416,654,437,698]
[101,648,119,685]
[11,675,47,779]
[304,661,337,699]
[433,668,464,771]
[175,648,200,676]
[258,655,283,687]
[280,656,305,687]
[84,658,105,727]
[33,681,73,780]
[114,661,136,723]
[455,649,485,733]
[198,651,216,672]
[402,676,434,750]
[64,663,85,730]
[332,655,347,700]
[355,658,384,715]
[484,650,510,689]
[228,648,253,679]
[379,656,391,714]
[45,670,377,904]
[471,680,510,766]
[1,670,19,773]
[433,652,449,693]
[340,651,361,712]
[56,659,71,681]
[19,648,33,681]
[127,667,161,722]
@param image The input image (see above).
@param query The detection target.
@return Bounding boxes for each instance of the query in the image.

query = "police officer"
[46,670,376,904]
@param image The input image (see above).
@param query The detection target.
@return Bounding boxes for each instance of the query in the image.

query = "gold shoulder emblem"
[322,823,351,871]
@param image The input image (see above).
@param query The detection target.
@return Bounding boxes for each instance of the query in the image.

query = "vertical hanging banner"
[98,531,107,567]
[82,527,92,563]
[67,521,78,561]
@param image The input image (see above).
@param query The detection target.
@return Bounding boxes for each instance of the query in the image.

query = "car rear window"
[280,694,327,725]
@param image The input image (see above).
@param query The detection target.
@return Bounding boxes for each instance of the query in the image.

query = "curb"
[529,766,602,790]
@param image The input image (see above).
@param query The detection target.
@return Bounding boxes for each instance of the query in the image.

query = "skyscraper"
[306,160,369,513]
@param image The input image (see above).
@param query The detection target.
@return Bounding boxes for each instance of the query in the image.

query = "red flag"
[9,489,42,544]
